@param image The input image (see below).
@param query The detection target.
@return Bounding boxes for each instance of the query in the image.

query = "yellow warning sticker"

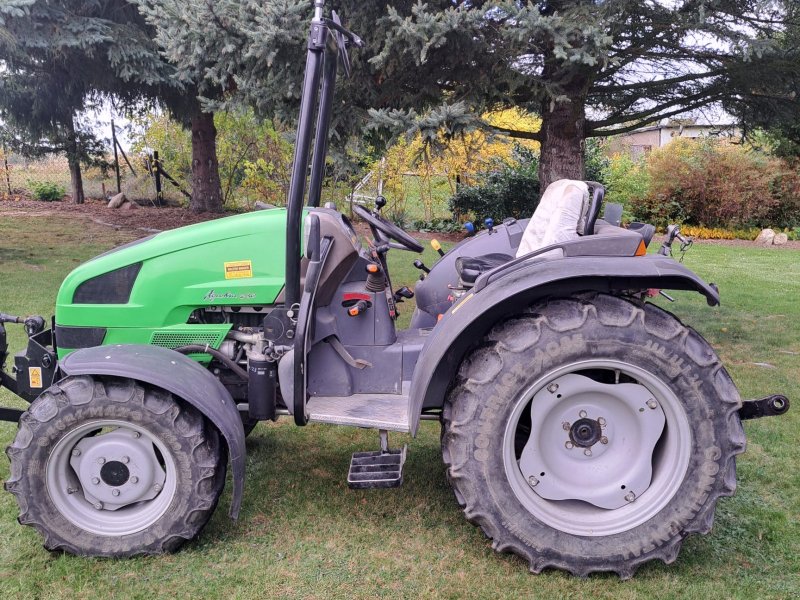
[224,260,253,280]
[28,367,43,389]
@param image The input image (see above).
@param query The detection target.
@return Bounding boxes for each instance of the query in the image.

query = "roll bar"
[284,1,362,308]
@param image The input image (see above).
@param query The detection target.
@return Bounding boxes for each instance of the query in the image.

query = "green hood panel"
[56,208,290,334]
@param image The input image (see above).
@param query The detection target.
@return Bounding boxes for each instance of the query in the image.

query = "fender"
[407,253,719,434]
[59,344,246,519]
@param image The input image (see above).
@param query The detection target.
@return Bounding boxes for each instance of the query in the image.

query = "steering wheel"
[353,204,424,253]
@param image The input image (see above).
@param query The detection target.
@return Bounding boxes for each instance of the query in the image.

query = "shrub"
[448,147,540,222]
[604,153,649,222]
[28,180,65,201]
[631,138,778,228]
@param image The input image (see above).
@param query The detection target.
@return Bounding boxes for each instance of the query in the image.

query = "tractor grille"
[150,330,226,349]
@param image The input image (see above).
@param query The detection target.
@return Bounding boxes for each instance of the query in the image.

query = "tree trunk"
[65,117,84,204]
[538,95,586,193]
[190,111,223,213]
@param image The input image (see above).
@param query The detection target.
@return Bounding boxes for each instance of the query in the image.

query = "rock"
[754,228,775,244]
[773,232,788,245]
[108,192,127,209]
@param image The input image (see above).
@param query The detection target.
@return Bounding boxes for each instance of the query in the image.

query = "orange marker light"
[366,263,380,274]
[635,240,647,256]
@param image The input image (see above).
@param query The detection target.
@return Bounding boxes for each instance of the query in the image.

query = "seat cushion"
[516,180,589,258]
[455,253,513,285]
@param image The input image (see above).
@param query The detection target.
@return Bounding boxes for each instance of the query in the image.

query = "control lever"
[347,300,369,317]
[374,195,386,212]
[413,259,430,280]
[484,218,495,234]
[431,239,445,257]
[658,224,693,258]
[393,286,414,302]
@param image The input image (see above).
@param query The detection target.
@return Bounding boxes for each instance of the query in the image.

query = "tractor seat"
[455,180,600,287]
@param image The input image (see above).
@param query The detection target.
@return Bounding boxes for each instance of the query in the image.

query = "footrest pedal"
[347,446,406,489]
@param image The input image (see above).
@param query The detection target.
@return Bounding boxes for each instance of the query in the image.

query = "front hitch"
[739,395,790,420]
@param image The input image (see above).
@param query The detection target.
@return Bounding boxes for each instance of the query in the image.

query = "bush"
[448,147,540,222]
[604,153,649,222]
[28,180,65,201]
[630,138,778,228]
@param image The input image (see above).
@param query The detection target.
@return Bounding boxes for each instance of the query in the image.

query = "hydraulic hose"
[173,345,248,381]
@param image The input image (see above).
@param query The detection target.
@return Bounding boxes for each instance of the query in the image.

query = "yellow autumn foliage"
[374,108,540,220]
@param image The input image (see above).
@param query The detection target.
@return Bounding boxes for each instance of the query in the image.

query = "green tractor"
[0,1,790,577]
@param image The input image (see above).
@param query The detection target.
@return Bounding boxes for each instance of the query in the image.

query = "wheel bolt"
[583,448,592,457]
[121,456,130,464]
[528,476,539,487]
[154,483,162,492]
[71,448,81,457]
[91,477,100,485]
[579,410,587,418]
[93,502,103,510]
[130,476,139,484]
[112,489,120,497]
[600,436,609,444]
[624,492,636,503]
[562,421,570,431]
[565,441,574,450]
[133,432,141,438]
[647,399,658,410]
[598,417,606,426]
[547,383,559,394]
[97,457,106,465]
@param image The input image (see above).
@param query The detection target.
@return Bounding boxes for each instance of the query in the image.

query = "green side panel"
[54,208,293,358]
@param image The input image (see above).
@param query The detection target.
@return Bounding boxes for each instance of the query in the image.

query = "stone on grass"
[754,228,775,244]
[773,233,788,245]
[108,192,127,209]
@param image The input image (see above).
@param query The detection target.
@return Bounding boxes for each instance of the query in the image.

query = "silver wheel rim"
[502,359,692,537]
[46,419,177,536]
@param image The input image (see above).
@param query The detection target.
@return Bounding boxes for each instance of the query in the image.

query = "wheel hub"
[69,428,166,511]
[568,417,602,448]
[518,373,666,509]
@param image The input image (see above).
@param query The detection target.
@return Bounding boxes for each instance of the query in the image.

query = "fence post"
[153,151,164,207]
[111,119,121,194]
[1,140,10,195]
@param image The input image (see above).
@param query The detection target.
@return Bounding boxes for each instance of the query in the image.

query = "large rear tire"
[441,293,745,578]
[5,375,226,557]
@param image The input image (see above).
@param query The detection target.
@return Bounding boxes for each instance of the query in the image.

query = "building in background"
[606,118,742,159]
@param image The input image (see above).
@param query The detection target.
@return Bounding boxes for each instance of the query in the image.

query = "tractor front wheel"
[5,375,226,557]
[441,293,745,578]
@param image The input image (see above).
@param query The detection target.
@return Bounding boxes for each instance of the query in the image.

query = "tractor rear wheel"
[5,375,226,557]
[441,293,745,578]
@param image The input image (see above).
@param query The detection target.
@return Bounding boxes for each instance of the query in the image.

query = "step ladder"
[347,430,406,489]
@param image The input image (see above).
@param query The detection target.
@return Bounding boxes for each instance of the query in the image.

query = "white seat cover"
[516,179,589,258]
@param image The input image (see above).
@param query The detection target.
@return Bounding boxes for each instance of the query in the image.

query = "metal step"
[307,392,410,432]
[347,431,407,489]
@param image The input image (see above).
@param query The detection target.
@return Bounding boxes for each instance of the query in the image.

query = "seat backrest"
[516,179,590,258]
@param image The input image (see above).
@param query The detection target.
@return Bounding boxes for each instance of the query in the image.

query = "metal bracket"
[739,395,790,420]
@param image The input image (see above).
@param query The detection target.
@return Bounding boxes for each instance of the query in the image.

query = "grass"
[0,215,799,599]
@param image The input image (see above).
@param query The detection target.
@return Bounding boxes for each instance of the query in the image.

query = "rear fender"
[59,344,245,518]
[407,254,719,434]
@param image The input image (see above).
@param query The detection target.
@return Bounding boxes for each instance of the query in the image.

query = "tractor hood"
[55,208,291,352]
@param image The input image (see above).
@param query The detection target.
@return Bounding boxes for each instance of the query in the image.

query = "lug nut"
[579,410,587,418]
[93,502,103,510]
[71,448,81,457]
[121,456,130,464]
[598,417,606,426]
[528,476,539,487]
[91,477,100,485]
[112,489,120,497]
[97,457,106,465]
[600,436,609,445]
[562,421,570,431]
[647,399,658,410]
[133,432,141,438]
[153,483,162,492]
[624,492,636,503]
[565,441,574,450]
[547,383,559,394]
[130,476,139,484]
[583,448,592,457]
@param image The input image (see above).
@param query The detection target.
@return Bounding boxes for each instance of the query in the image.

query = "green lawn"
[0,216,798,599]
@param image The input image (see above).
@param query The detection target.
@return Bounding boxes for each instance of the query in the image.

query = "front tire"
[5,375,226,557]
[441,293,745,578]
